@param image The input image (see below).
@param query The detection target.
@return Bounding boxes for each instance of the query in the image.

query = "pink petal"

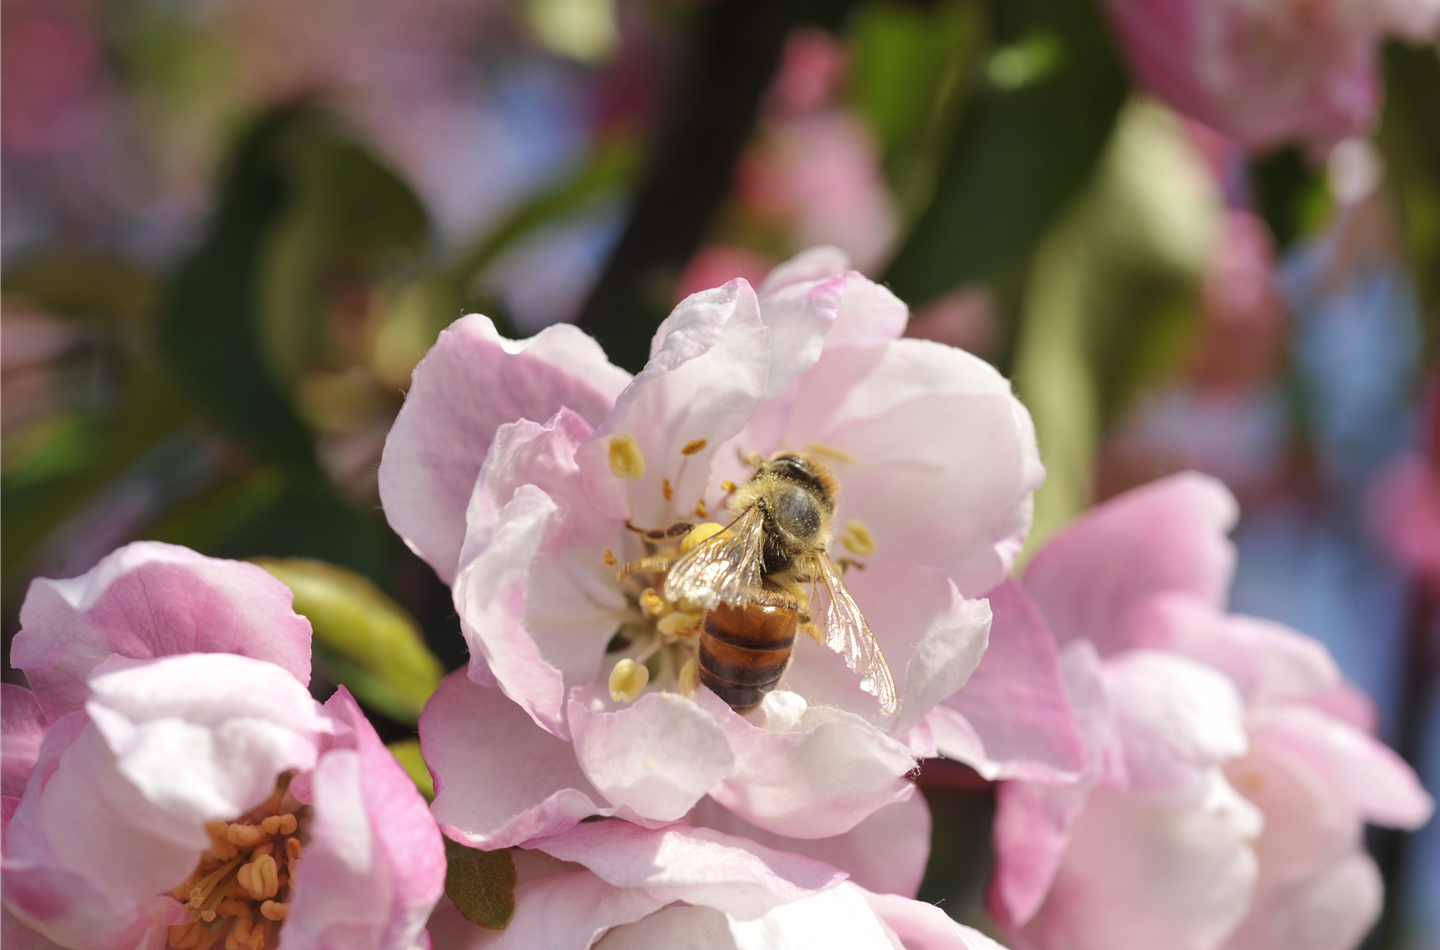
[528,820,847,919]
[935,580,1087,782]
[578,279,770,529]
[1023,472,1237,656]
[13,542,313,721]
[456,870,663,950]
[379,315,630,584]
[688,793,931,898]
[755,272,845,399]
[698,689,917,839]
[758,248,908,345]
[1022,776,1260,950]
[1224,850,1381,950]
[758,246,851,296]
[597,904,735,950]
[989,640,1111,928]
[1252,705,1434,829]
[721,338,1043,598]
[2,904,71,950]
[421,672,613,849]
[2,685,48,799]
[727,882,899,949]
[1102,651,1249,792]
[862,888,1010,950]
[568,687,735,823]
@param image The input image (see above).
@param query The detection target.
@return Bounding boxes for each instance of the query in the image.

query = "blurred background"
[2,0,1437,945]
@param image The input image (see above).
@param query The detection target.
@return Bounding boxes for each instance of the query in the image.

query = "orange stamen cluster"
[165,778,307,950]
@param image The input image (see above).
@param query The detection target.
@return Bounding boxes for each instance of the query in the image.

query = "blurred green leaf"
[1379,42,1440,339]
[254,557,443,723]
[387,739,435,801]
[444,837,517,931]
[883,0,1128,305]
[157,108,318,467]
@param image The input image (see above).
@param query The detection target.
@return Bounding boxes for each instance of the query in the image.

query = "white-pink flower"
[427,820,1006,950]
[986,474,1434,950]
[379,247,1063,848]
[1101,0,1440,149]
[2,542,445,950]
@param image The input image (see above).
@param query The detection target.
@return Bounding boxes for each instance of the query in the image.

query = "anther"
[695,498,709,518]
[720,480,738,495]
[680,522,725,553]
[261,814,296,836]
[639,589,670,618]
[657,612,700,638]
[261,901,290,922]
[841,520,876,557]
[168,921,205,950]
[679,658,700,698]
[608,435,646,480]
[660,477,673,501]
[217,899,249,918]
[227,824,264,848]
[238,854,279,900]
[608,658,649,703]
[681,439,708,456]
[286,838,303,860]
[603,548,617,567]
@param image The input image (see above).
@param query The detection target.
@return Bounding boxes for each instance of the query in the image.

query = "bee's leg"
[835,558,867,575]
[617,555,676,581]
[624,519,695,542]
[748,587,814,628]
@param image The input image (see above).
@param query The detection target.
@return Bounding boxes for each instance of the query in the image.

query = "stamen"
[681,439,708,456]
[237,854,279,901]
[286,838,303,860]
[662,477,674,502]
[603,548,618,567]
[679,658,700,698]
[608,435,646,480]
[226,824,264,848]
[260,901,290,922]
[639,589,670,618]
[259,814,297,836]
[217,899,249,918]
[609,659,649,703]
[657,612,701,638]
[681,522,725,553]
[841,520,876,557]
[695,498,709,518]
[169,921,205,949]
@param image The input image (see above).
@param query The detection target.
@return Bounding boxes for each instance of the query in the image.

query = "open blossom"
[427,820,1005,950]
[380,246,1063,848]
[1,542,444,950]
[986,474,1434,950]
[1101,0,1440,148]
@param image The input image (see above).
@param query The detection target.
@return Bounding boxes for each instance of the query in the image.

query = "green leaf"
[386,739,435,801]
[253,557,443,723]
[882,0,1128,305]
[443,837,517,930]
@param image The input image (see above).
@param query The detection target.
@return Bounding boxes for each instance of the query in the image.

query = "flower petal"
[2,686,48,799]
[698,689,917,839]
[687,794,931,898]
[1023,472,1238,656]
[862,888,1010,950]
[934,580,1087,782]
[421,672,613,849]
[1225,850,1381,950]
[758,248,908,346]
[528,820,846,920]
[379,315,630,584]
[728,882,898,950]
[13,542,313,722]
[460,870,664,950]
[755,273,844,399]
[568,687,735,823]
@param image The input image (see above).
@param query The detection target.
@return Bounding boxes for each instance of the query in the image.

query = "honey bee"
[662,452,897,716]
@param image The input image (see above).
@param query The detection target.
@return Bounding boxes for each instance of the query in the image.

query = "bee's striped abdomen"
[699,601,797,714]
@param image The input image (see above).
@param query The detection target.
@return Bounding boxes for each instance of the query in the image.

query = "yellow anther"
[608,435,646,480]
[609,659,649,703]
[657,612,701,638]
[841,520,876,557]
[805,442,854,464]
[681,522,725,553]
[227,824,264,848]
[679,658,700,698]
[681,439,708,456]
[226,918,255,950]
[639,588,670,618]
[720,480,738,495]
[695,498,709,518]
[603,548,618,567]
[277,814,297,835]
[261,814,297,836]
[238,854,279,901]
[662,477,674,501]
[260,815,281,835]
[206,821,230,838]
[261,900,290,922]
[286,837,303,860]
[168,921,205,949]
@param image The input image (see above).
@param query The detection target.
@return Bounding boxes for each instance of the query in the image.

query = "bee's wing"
[662,505,766,610]
[809,553,898,716]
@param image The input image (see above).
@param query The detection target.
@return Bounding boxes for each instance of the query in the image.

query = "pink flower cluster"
[3,248,1430,950]
[1101,0,1440,148]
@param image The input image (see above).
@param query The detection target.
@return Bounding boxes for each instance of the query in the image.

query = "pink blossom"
[383,247,1059,846]
[1101,0,1440,149]
[986,473,1434,950]
[2,542,445,950]
[427,820,1005,950]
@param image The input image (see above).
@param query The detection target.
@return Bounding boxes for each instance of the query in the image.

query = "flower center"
[164,775,307,950]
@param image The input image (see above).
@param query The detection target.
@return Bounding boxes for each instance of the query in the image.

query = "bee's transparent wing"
[809,553,898,716]
[663,505,766,610]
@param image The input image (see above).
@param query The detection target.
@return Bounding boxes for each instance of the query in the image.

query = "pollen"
[841,520,877,557]
[662,477,674,501]
[681,439,708,456]
[609,658,650,703]
[657,611,701,638]
[261,901,290,922]
[608,434,646,480]
[639,588,670,618]
[603,548,618,567]
[694,498,709,518]
[681,522,726,553]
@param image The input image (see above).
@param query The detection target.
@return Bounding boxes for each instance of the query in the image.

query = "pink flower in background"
[427,820,1006,950]
[1101,0,1440,148]
[986,474,1434,950]
[380,246,1063,850]
[2,542,444,950]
